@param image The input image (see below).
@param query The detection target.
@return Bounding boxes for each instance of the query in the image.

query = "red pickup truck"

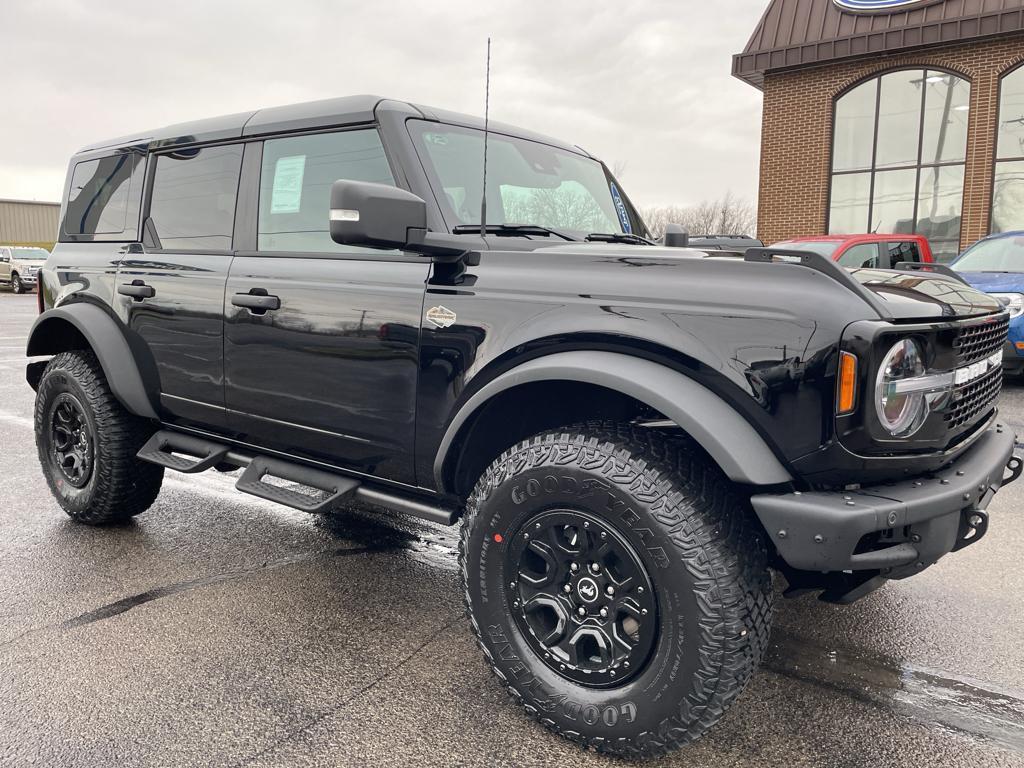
[771,234,935,268]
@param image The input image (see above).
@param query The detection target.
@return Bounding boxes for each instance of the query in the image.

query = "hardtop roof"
[75,95,588,157]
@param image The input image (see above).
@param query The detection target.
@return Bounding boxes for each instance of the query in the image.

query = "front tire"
[460,423,773,758]
[35,350,164,524]
[12,273,23,294]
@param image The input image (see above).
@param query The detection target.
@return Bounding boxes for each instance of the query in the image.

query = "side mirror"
[330,180,427,251]
[663,223,690,248]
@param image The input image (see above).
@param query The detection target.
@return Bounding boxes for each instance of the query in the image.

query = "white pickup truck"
[0,246,48,293]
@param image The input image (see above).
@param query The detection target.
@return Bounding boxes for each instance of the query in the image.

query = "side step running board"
[137,430,230,474]
[138,429,456,525]
[236,455,360,514]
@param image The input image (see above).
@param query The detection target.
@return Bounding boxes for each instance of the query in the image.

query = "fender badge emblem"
[426,306,457,328]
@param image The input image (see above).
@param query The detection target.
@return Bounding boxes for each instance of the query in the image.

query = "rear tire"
[35,350,163,524]
[12,273,23,294]
[460,423,773,758]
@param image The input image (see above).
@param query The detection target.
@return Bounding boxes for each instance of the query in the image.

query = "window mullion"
[867,77,882,233]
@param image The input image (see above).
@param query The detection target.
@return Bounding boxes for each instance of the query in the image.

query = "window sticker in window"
[258,129,395,253]
[271,155,306,214]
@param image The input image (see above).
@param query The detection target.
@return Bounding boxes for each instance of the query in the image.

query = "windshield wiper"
[452,224,576,241]
[586,232,656,245]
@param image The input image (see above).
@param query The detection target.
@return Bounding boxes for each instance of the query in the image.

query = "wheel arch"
[435,351,793,496]
[27,304,158,420]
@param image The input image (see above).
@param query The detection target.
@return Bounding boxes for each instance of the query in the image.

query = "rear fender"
[26,303,158,420]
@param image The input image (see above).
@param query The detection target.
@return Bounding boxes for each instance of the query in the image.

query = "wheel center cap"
[576,576,599,604]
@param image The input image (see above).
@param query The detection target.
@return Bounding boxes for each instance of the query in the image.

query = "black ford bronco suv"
[29,95,1022,758]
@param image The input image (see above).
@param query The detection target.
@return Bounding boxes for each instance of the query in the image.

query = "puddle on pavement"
[314,503,460,571]
[767,629,1024,752]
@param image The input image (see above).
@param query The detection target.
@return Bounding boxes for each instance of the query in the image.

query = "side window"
[148,144,243,251]
[837,243,880,269]
[888,240,921,266]
[63,154,136,235]
[258,129,394,253]
[0,249,8,262]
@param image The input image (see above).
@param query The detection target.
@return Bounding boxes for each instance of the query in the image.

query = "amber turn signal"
[837,351,858,415]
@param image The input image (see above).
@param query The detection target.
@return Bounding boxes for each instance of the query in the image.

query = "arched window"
[994,65,1024,234]
[829,69,970,262]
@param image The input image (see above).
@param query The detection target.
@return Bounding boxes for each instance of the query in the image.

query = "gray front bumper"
[751,423,1021,577]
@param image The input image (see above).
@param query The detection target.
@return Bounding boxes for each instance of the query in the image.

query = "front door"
[118,143,244,429]
[224,128,428,487]
[0,248,11,282]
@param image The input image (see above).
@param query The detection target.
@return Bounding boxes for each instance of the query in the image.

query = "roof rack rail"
[744,246,891,319]
[892,260,970,286]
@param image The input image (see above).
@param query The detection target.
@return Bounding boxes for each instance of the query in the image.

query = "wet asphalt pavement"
[1,291,1024,767]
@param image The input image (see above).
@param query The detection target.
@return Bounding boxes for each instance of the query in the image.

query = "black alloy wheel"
[461,423,774,758]
[49,393,93,488]
[506,509,657,687]
[35,350,164,524]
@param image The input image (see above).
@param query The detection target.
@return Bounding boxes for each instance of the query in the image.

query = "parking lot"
[1,290,1023,768]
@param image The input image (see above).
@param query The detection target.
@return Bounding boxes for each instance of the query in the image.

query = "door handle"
[118,280,155,301]
[232,291,281,314]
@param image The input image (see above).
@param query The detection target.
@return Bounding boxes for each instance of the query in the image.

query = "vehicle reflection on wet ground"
[1,292,1022,767]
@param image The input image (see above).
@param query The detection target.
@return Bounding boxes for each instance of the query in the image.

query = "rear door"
[224,128,428,487]
[117,143,243,430]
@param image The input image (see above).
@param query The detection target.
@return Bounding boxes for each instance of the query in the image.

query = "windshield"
[953,236,1024,272]
[772,240,841,258]
[12,248,48,262]
[408,120,643,237]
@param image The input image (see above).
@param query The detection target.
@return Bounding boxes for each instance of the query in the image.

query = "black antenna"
[480,37,491,238]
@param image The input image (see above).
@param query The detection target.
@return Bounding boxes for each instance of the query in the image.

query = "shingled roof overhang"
[734,0,1024,89]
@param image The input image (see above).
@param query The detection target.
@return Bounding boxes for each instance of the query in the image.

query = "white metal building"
[0,199,59,249]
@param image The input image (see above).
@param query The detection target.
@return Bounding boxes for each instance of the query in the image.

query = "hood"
[956,270,1024,294]
[522,244,1003,321]
[848,268,1003,319]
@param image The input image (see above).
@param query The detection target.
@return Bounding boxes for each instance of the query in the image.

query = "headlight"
[990,293,1024,318]
[874,339,953,437]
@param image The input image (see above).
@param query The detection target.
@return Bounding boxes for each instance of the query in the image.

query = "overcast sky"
[1,0,768,209]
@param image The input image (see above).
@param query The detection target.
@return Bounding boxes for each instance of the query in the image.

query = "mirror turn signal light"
[837,351,858,415]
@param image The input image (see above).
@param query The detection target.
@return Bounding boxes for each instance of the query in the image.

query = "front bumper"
[752,422,1021,579]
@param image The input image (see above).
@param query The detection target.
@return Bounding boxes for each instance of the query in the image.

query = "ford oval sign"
[833,0,932,11]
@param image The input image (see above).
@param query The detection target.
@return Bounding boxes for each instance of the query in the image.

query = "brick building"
[734,0,1024,261]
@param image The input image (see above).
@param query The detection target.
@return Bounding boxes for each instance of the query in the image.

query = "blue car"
[953,231,1024,374]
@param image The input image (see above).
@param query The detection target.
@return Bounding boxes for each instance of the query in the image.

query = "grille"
[944,365,1002,431]
[953,315,1009,366]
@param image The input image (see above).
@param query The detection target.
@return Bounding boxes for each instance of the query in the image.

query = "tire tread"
[459,421,773,758]
[35,350,163,524]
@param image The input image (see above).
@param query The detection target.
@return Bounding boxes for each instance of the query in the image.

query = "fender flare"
[27,304,158,420]
[434,350,793,489]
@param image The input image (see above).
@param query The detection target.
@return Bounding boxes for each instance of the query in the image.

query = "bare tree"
[505,188,610,232]
[642,192,757,239]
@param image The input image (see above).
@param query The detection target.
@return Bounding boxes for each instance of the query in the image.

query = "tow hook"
[1005,454,1023,487]
[952,509,989,552]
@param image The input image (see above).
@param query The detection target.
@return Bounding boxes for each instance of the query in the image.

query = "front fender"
[434,350,793,488]
[27,304,158,420]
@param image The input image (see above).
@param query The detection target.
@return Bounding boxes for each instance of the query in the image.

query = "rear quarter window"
[63,153,142,238]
